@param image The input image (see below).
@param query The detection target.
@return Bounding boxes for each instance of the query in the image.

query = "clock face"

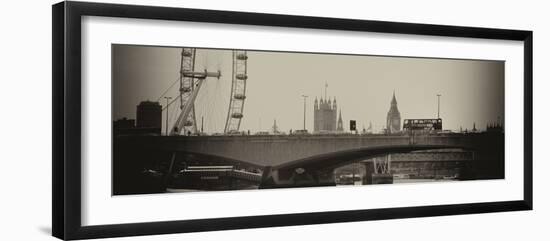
[391,118,401,130]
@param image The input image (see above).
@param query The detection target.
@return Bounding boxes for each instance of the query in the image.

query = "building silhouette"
[114,117,135,129]
[386,91,401,133]
[136,100,162,129]
[272,119,281,134]
[314,96,338,133]
[487,121,503,133]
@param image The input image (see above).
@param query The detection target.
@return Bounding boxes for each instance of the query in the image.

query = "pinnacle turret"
[337,109,344,132]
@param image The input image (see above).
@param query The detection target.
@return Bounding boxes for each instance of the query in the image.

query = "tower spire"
[387,90,401,134]
[272,119,279,134]
[337,109,344,132]
[324,82,328,100]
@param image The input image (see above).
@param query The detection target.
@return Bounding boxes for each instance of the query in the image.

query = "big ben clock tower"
[386,91,401,134]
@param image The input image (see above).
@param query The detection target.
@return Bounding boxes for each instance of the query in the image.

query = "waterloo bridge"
[114,132,504,191]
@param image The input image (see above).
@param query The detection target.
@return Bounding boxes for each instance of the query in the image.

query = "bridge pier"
[362,161,394,185]
[259,166,336,189]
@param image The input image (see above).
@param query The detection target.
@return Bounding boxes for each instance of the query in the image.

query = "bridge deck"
[145,132,502,167]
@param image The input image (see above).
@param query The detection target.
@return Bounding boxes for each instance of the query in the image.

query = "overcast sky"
[112,44,504,133]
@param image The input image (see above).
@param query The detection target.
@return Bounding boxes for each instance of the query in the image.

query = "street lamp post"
[301,95,308,131]
[164,96,172,135]
[437,94,441,119]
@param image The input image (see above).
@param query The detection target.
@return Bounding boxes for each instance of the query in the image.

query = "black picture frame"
[52,1,533,240]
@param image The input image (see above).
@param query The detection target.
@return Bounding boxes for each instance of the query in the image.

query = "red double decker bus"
[403,118,442,131]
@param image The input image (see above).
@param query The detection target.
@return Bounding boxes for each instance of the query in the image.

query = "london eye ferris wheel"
[159,47,249,136]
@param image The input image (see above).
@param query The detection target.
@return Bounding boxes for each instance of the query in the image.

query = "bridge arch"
[274,144,472,171]
[260,144,472,188]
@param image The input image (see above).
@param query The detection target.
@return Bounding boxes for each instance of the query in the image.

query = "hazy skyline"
[112,44,504,134]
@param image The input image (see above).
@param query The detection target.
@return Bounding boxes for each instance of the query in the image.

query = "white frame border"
[81,16,524,226]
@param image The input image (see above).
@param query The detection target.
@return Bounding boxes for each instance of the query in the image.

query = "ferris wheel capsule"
[231,113,243,118]
[182,50,193,57]
[233,94,246,100]
[236,54,248,60]
[236,74,248,80]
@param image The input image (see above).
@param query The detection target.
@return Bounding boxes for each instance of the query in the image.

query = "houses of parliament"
[313,84,343,133]
[313,96,344,133]
[313,85,401,134]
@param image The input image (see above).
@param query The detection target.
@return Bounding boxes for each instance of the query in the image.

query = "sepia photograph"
[112,44,505,195]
